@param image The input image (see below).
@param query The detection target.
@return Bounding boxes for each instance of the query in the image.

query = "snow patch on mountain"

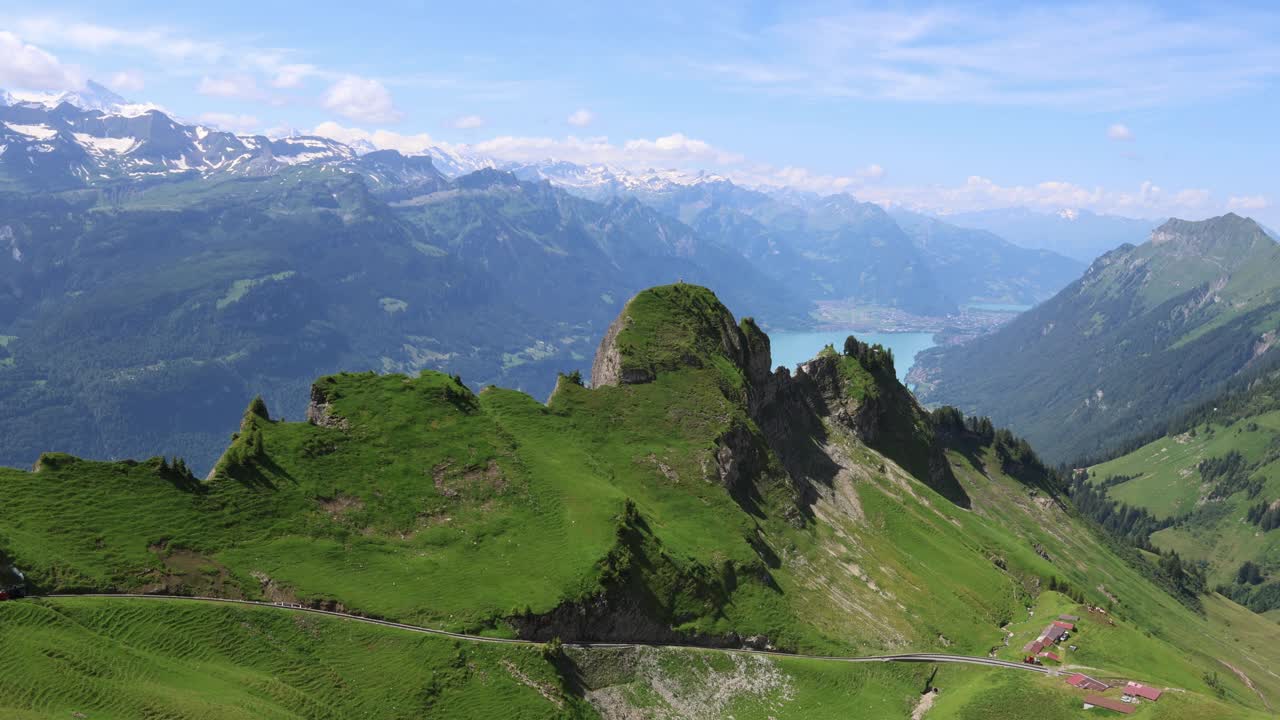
[72,133,139,154]
[4,123,59,140]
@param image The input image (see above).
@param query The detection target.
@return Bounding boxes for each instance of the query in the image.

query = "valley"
[2,283,1277,718]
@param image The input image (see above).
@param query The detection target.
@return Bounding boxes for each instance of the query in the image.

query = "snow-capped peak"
[502,159,730,195]
[2,80,164,118]
[423,145,497,177]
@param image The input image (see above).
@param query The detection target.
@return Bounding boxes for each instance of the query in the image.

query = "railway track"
[33,593,1050,674]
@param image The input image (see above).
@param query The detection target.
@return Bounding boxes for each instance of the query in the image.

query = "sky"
[1,1,1277,225]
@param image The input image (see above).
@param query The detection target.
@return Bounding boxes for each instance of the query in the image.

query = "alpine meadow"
[2,3,1279,719]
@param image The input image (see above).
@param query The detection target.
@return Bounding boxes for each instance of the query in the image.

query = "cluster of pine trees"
[842,336,895,376]
[1155,549,1208,602]
[1245,500,1280,531]
[1067,474,1172,549]
[1218,561,1280,613]
[931,406,995,440]
[1199,451,1263,500]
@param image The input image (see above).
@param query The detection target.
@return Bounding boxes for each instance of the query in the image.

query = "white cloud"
[622,133,744,164]
[0,31,82,90]
[197,74,261,100]
[198,112,260,133]
[567,108,595,127]
[761,166,856,194]
[107,69,145,93]
[1107,123,1134,141]
[453,115,485,129]
[1227,195,1271,211]
[322,75,401,123]
[271,63,316,89]
[311,121,435,154]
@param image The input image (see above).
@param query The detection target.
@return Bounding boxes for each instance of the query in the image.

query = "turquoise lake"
[767,330,937,382]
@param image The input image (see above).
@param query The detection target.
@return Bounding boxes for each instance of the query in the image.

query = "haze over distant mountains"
[942,207,1161,263]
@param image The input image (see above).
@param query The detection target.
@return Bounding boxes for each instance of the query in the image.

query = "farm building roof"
[1084,695,1135,714]
[1053,620,1075,630]
[1123,683,1163,701]
[1059,614,1080,621]
[1065,673,1109,691]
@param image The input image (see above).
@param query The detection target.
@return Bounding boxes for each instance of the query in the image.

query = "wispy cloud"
[1227,195,1271,211]
[452,115,485,129]
[694,4,1280,109]
[854,176,1221,219]
[197,74,262,100]
[198,112,260,133]
[1107,123,1134,141]
[567,108,595,127]
[107,69,144,93]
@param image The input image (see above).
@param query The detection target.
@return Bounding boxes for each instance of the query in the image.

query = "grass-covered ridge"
[2,284,1280,716]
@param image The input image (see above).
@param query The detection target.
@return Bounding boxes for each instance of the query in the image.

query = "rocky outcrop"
[591,307,650,387]
[512,590,745,648]
[714,422,768,500]
[305,384,350,431]
[591,285,770,389]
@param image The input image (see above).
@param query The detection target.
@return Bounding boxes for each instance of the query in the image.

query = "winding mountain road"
[34,593,1050,675]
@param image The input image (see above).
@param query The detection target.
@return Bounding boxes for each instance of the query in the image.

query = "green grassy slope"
[2,284,1279,716]
[1087,372,1280,610]
[2,597,1269,720]
[0,597,593,720]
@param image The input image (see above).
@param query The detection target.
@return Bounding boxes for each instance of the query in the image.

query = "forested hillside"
[913,214,1280,463]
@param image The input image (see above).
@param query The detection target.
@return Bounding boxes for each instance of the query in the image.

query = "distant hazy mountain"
[944,207,1159,263]
[890,208,1084,307]
[913,213,1280,462]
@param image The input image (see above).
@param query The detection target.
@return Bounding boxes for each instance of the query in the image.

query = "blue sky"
[1,1,1277,224]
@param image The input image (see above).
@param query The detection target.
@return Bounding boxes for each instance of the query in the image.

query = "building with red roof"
[1084,695,1135,714]
[1053,620,1075,631]
[1123,683,1163,701]
[1038,650,1061,662]
[1022,639,1045,654]
[1065,673,1109,691]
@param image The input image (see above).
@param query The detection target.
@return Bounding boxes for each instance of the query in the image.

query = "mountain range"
[0,89,1088,472]
[913,213,1280,463]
